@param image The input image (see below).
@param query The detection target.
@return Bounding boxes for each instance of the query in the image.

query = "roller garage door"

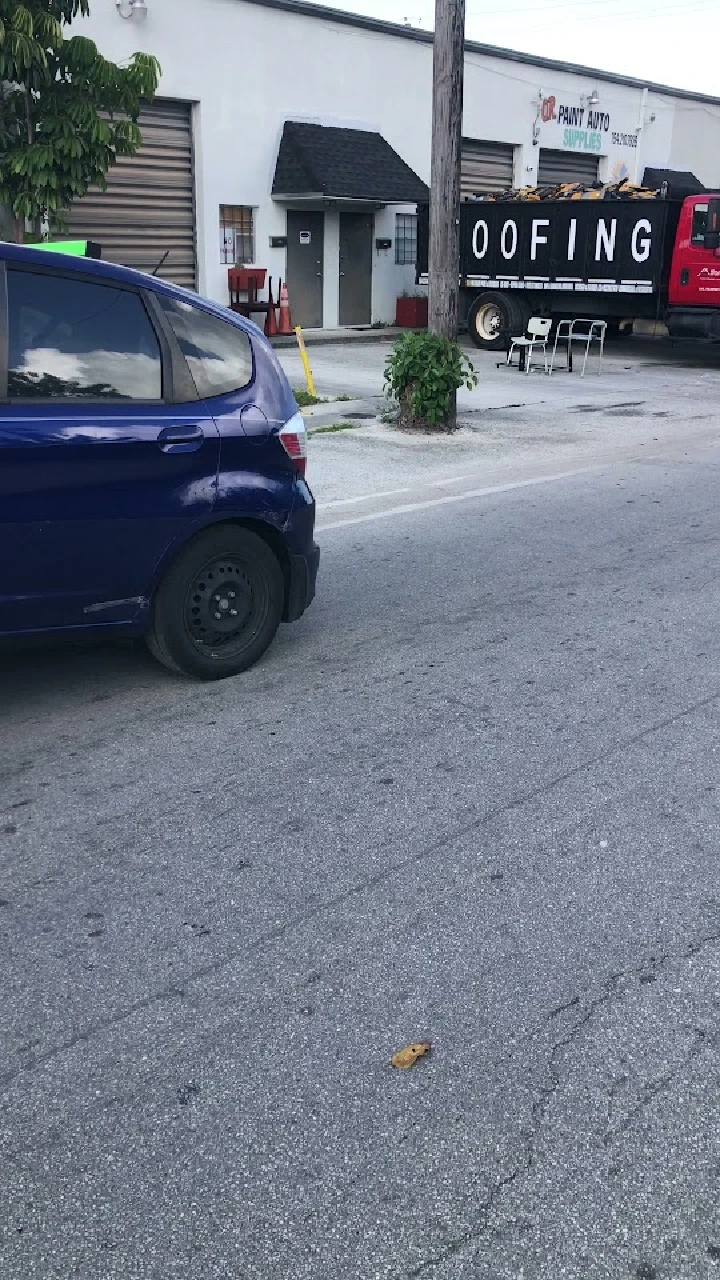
[461,140,514,198]
[537,148,599,187]
[67,100,196,289]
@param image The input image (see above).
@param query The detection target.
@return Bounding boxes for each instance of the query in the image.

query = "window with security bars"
[395,213,418,266]
[220,206,255,265]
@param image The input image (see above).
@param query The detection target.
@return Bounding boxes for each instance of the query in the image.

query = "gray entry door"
[339,212,373,326]
[286,211,324,329]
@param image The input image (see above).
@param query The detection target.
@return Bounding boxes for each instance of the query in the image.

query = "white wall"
[74,0,434,320]
[73,0,720,323]
[462,51,681,188]
[670,102,720,188]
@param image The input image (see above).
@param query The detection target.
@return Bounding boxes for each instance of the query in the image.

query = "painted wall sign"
[540,93,637,164]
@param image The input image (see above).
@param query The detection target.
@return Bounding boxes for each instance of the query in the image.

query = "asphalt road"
[3,431,720,1279]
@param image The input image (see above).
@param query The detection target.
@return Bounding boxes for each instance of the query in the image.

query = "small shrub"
[384,331,477,432]
[293,388,325,407]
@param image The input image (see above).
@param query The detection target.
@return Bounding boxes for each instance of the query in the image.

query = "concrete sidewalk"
[274,335,720,508]
[301,396,385,428]
[271,317,670,351]
[271,325,406,349]
[280,333,720,412]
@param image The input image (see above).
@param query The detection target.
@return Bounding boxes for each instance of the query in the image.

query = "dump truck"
[417,170,720,348]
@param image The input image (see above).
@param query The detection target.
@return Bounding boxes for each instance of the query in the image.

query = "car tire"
[147,525,284,680]
[467,292,526,351]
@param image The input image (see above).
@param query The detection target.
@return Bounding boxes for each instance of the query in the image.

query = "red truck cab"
[667,193,720,338]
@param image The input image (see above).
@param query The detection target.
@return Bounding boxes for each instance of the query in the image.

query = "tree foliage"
[0,1,160,239]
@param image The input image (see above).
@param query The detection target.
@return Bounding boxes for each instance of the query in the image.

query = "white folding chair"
[507,316,552,374]
[549,318,607,376]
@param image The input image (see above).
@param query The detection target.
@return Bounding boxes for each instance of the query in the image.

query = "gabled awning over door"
[272,122,428,205]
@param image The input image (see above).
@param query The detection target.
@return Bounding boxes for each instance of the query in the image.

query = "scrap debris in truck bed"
[467,179,662,203]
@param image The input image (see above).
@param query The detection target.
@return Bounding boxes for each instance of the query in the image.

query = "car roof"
[0,240,260,335]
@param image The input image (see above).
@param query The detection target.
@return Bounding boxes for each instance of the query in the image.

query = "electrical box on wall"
[270,235,288,248]
[375,238,392,250]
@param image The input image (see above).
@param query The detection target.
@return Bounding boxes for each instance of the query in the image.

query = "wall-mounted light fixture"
[116,0,148,20]
[586,89,600,108]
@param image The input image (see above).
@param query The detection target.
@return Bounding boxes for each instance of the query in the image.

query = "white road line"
[431,474,482,487]
[317,473,499,509]
[317,486,412,509]
[317,465,601,530]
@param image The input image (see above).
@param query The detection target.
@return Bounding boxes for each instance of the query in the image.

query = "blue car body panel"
[0,242,318,640]
[0,401,220,631]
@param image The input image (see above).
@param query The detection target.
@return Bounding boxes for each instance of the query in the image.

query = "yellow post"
[294,326,317,399]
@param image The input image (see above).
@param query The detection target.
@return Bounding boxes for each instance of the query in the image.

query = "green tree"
[0,1,160,241]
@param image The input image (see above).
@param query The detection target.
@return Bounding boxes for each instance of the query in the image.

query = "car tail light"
[279,412,309,478]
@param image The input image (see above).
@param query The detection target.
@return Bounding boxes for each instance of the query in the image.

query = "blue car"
[0,243,319,679]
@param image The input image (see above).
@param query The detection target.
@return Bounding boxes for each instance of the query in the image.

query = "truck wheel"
[468,293,525,351]
[147,526,284,680]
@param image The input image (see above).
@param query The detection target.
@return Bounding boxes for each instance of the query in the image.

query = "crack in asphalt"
[406,976,624,1278]
[406,932,720,1277]
[2,687,720,1097]
[602,1049,694,1151]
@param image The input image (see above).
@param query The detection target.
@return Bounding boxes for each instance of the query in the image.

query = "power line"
[309,0,717,89]
[465,0,716,14]
[469,0,718,28]
[347,0,719,29]
[390,0,718,19]
[397,0,720,25]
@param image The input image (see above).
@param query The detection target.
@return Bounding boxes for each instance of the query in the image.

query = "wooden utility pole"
[428,0,465,344]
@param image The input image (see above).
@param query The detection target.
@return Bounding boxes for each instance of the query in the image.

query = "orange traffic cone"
[278,280,293,335]
[264,277,278,337]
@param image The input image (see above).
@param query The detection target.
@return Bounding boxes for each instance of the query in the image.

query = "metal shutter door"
[537,149,599,187]
[67,100,196,290]
[461,140,514,198]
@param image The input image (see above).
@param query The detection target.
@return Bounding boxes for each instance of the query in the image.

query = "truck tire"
[467,293,526,351]
[147,525,284,680]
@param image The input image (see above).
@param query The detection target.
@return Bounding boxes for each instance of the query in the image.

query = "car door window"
[6,269,162,401]
[159,296,253,399]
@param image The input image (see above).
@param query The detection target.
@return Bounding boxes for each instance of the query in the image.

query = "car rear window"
[160,296,253,400]
[6,269,162,401]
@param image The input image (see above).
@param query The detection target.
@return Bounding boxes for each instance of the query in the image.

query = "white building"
[68,0,720,328]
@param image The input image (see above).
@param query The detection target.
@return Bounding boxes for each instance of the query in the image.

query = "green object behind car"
[25,239,101,258]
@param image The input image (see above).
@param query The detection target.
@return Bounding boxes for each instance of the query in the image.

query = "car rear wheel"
[467,292,526,351]
[147,526,284,680]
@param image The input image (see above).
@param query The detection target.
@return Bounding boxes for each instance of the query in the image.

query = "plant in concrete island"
[293,387,325,408]
[384,330,477,431]
[0,0,160,241]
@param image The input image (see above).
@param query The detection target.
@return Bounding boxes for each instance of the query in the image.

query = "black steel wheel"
[147,526,284,680]
[184,556,256,651]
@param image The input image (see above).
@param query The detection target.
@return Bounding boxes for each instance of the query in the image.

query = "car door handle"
[157,424,204,454]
